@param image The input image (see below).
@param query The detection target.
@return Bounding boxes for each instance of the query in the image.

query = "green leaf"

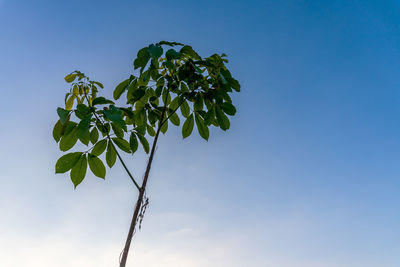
[136,133,149,153]
[194,96,204,111]
[162,60,174,70]
[79,130,90,146]
[92,97,115,106]
[134,125,145,136]
[156,77,165,88]
[129,132,139,154]
[137,70,151,86]
[204,108,215,126]
[162,90,171,105]
[180,101,190,118]
[158,41,184,46]
[112,137,131,153]
[148,44,163,59]
[134,47,151,70]
[64,73,76,83]
[113,79,130,100]
[180,45,201,60]
[90,128,99,144]
[180,82,189,92]
[160,119,168,134]
[65,95,75,110]
[166,49,181,60]
[93,81,104,88]
[76,115,92,139]
[147,124,156,137]
[169,97,180,110]
[91,139,107,156]
[221,102,236,116]
[182,114,194,138]
[131,87,146,101]
[169,112,180,126]
[70,154,87,188]
[53,120,63,142]
[195,113,209,141]
[103,105,126,129]
[59,127,78,151]
[62,121,77,136]
[216,106,230,131]
[72,85,79,95]
[97,122,110,136]
[55,152,82,173]
[57,107,69,125]
[229,78,240,92]
[127,79,138,101]
[220,73,228,84]
[88,154,106,179]
[106,141,117,168]
[111,123,124,138]
[75,104,90,119]
[135,109,147,127]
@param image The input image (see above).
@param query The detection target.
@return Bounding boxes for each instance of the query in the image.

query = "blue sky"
[1,0,400,266]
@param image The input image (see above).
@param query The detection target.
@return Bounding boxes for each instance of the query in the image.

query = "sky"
[0,0,400,266]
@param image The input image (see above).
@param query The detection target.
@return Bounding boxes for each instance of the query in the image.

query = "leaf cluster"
[53,42,240,187]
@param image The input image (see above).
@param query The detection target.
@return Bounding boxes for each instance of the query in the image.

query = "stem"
[84,93,141,190]
[119,105,167,267]
[114,144,141,191]
[159,95,188,128]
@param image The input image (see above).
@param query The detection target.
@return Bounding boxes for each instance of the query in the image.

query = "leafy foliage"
[53,42,240,187]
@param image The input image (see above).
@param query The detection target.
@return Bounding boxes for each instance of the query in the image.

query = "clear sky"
[1,0,400,266]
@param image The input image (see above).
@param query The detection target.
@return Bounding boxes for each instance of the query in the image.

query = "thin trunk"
[119,107,166,267]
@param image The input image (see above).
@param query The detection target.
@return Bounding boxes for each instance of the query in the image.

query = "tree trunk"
[119,108,166,267]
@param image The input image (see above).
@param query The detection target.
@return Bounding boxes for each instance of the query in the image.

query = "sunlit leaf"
[64,74,76,83]
[70,154,87,188]
[88,154,106,179]
[160,119,168,134]
[114,79,130,100]
[91,139,107,156]
[136,133,149,153]
[147,124,156,137]
[180,101,190,118]
[106,141,116,168]
[60,127,78,151]
[90,128,99,144]
[129,133,139,154]
[112,137,131,153]
[53,120,63,142]
[55,152,82,173]
[65,95,75,110]
[169,112,180,126]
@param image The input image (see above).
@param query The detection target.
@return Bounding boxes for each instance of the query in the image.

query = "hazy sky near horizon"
[1,0,400,266]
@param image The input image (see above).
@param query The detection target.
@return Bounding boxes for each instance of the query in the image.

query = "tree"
[52,41,240,266]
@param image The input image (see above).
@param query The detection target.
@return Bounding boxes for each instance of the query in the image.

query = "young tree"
[53,41,240,266]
